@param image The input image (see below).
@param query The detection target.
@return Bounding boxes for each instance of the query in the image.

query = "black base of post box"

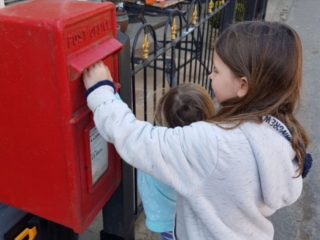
[100,231,125,240]
[4,214,38,240]
[39,220,78,240]
[2,208,78,240]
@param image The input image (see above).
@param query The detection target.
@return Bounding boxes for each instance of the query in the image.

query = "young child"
[83,21,312,240]
[137,84,215,240]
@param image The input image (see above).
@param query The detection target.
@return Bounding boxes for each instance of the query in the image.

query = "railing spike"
[192,5,198,25]
[142,34,150,60]
[171,17,177,40]
[208,0,214,14]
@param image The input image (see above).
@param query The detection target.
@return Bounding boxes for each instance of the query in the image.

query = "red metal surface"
[0,0,122,233]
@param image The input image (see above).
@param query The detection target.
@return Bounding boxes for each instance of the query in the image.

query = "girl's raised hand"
[83,61,113,90]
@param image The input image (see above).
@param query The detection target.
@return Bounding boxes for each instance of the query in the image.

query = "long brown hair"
[155,83,215,128]
[210,21,309,176]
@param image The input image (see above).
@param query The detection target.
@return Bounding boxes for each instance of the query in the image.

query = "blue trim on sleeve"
[85,80,115,98]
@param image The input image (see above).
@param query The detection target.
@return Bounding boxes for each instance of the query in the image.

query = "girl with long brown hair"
[210,21,310,177]
[83,21,312,240]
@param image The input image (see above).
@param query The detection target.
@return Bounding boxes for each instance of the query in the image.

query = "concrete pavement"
[266,0,320,239]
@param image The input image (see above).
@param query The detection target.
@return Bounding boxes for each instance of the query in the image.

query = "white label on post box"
[89,127,108,184]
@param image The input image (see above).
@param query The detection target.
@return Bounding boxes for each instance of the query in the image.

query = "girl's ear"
[237,77,248,98]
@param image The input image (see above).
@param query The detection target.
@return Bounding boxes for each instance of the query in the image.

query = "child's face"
[209,52,245,103]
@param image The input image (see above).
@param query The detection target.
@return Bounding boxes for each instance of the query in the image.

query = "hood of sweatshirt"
[240,120,303,212]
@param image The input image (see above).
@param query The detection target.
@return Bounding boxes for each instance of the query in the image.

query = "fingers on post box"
[96,61,113,82]
[83,62,100,89]
[83,62,114,90]
[103,63,113,82]
[83,69,92,90]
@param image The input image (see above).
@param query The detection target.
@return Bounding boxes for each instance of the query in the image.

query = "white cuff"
[87,85,115,111]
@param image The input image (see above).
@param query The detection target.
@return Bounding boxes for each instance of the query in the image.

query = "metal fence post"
[244,0,258,20]
[100,31,135,240]
[256,0,269,20]
[221,0,236,31]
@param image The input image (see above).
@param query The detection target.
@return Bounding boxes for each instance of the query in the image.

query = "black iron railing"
[130,0,228,123]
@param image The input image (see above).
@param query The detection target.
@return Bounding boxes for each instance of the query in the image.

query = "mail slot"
[0,0,122,233]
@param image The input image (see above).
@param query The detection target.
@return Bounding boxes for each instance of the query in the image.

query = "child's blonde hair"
[211,21,309,176]
[155,84,215,128]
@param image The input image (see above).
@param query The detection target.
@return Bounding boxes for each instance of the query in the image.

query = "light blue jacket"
[137,170,176,232]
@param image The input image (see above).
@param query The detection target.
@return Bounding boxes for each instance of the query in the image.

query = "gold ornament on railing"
[192,6,198,25]
[171,17,177,40]
[142,34,149,60]
[208,0,214,14]
[209,0,225,13]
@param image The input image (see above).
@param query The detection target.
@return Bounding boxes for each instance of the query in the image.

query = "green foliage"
[209,1,246,29]
[235,2,245,22]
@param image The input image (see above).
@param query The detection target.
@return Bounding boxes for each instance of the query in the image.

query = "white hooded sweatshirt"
[87,85,302,240]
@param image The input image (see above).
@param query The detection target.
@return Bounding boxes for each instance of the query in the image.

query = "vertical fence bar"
[176,15,183,86]
[183,31,189,83]
[170,47,175,87]
[143,67,147,120]
[153,43,157,116]
[193,30,199,83]
[202,6,212,87]
[162,37,167,89]
[204,17,214,88]
[193,0,201,84]
[256,0,269,20]
[189,31,194,83]
[244,0,258,20]
[199,0,209,86]
[221,0,236,31]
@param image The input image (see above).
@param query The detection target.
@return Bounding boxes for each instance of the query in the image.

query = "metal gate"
[130,0,229,122]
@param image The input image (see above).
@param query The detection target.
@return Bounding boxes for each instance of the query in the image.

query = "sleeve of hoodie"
[87,86,218,196]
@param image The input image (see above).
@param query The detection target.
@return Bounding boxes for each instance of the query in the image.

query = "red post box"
[0,0,122,233]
